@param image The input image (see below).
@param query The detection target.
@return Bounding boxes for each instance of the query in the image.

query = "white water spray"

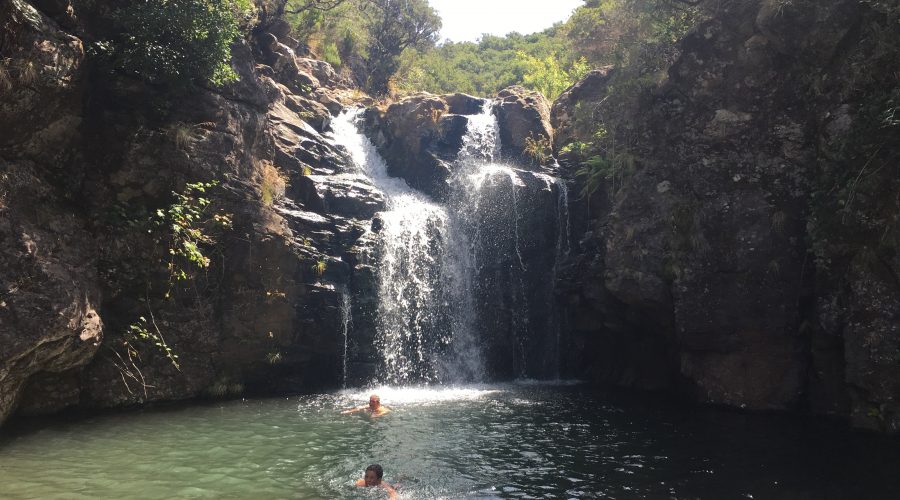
[339,286,351,388]
[330,110,450,384]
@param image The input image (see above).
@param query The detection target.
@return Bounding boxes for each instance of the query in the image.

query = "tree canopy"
[104,0,255,89]
[285,0,705,99]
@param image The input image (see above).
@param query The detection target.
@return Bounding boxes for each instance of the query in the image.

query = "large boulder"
[0,164,103,422]
[363,93,486,200]
[494,86,553,167]
[551,67,615,151]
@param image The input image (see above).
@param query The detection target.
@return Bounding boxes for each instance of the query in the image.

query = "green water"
[1,383,899,499]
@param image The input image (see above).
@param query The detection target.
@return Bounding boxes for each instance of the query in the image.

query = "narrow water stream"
[2,384,899,499]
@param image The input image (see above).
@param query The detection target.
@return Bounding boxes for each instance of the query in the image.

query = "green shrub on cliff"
[104,0,255,88]
[154,180,233,288]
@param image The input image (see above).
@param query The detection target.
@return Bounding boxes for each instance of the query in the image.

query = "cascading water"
[329,103,570,384]
[445,103,568,379]
[552,178,571,378]
[330,110,451,384]
[339,285,351,388]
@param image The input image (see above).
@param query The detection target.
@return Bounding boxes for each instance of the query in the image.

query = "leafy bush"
[105,0,255,88]
[574,128,636,198]
[524,133,553,164]
[286,0,440,94]
[518,52,589,100]
[109,180,233,394]
[154,181,233,289]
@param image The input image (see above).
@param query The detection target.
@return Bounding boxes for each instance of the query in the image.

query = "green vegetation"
[101,0,255,89]
[0,58,12,92]
[155,181,233,289]
[109,180,233,396]
[805,2,900,273]
[205,376,245,398]
[286,0,440,94]
[519,52,589,101]
[563,0,704,197]
[312,259,327,276]
[126,315,180,370]
[362,0,441,94]
[523,134,553,164]
[284,0,699,100]
[392,30,573,97]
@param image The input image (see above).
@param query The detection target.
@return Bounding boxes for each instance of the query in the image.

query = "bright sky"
[428,0,585,43]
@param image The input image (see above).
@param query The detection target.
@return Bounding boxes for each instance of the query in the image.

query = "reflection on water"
[2,384,900,499]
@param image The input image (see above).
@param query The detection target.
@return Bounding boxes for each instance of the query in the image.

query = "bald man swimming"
[341,394,391,417]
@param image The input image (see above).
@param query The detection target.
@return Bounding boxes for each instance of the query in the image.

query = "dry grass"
[0,59,12,93]
[259,161,287,206]
[165,121,215,150]
[17,60,38,86]
[166,122,198,150]
[770,210,787,234]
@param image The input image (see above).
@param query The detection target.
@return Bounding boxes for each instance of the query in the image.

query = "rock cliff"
[554,0,900,432]
[0,0,381,425]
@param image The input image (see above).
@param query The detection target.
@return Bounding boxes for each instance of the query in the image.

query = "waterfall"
[339,286,351,388]
[552,178,571,379]
[330,110,451,384]
[329,103,569,384]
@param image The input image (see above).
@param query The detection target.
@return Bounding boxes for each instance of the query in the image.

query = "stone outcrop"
[0,0,382,424]
[362,88,559,200]
[363,92,486,199]
[494,86,553,166]
[554,0,900,432]
[550,67,614,151]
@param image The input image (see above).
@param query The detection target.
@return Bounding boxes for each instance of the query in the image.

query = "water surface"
[2,383,899,499]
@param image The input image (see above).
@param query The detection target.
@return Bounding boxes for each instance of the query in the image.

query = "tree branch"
[284,0,349,15]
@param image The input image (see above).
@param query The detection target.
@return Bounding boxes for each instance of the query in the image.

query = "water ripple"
[2,385,900,498]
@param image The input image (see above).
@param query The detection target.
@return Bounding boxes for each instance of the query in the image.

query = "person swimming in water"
[341,394,391,417]
[355,463,398,499]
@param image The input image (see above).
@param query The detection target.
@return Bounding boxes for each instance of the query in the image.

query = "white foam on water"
[339,385,503,405]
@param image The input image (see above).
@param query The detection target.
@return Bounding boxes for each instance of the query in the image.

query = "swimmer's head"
[364,464,383,486]
[368,394,381,410]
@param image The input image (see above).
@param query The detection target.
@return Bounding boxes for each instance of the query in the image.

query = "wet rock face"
[362,87,556,198]
[455,170,566,380]
[555,0,900,429]
[362,93,486,200]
